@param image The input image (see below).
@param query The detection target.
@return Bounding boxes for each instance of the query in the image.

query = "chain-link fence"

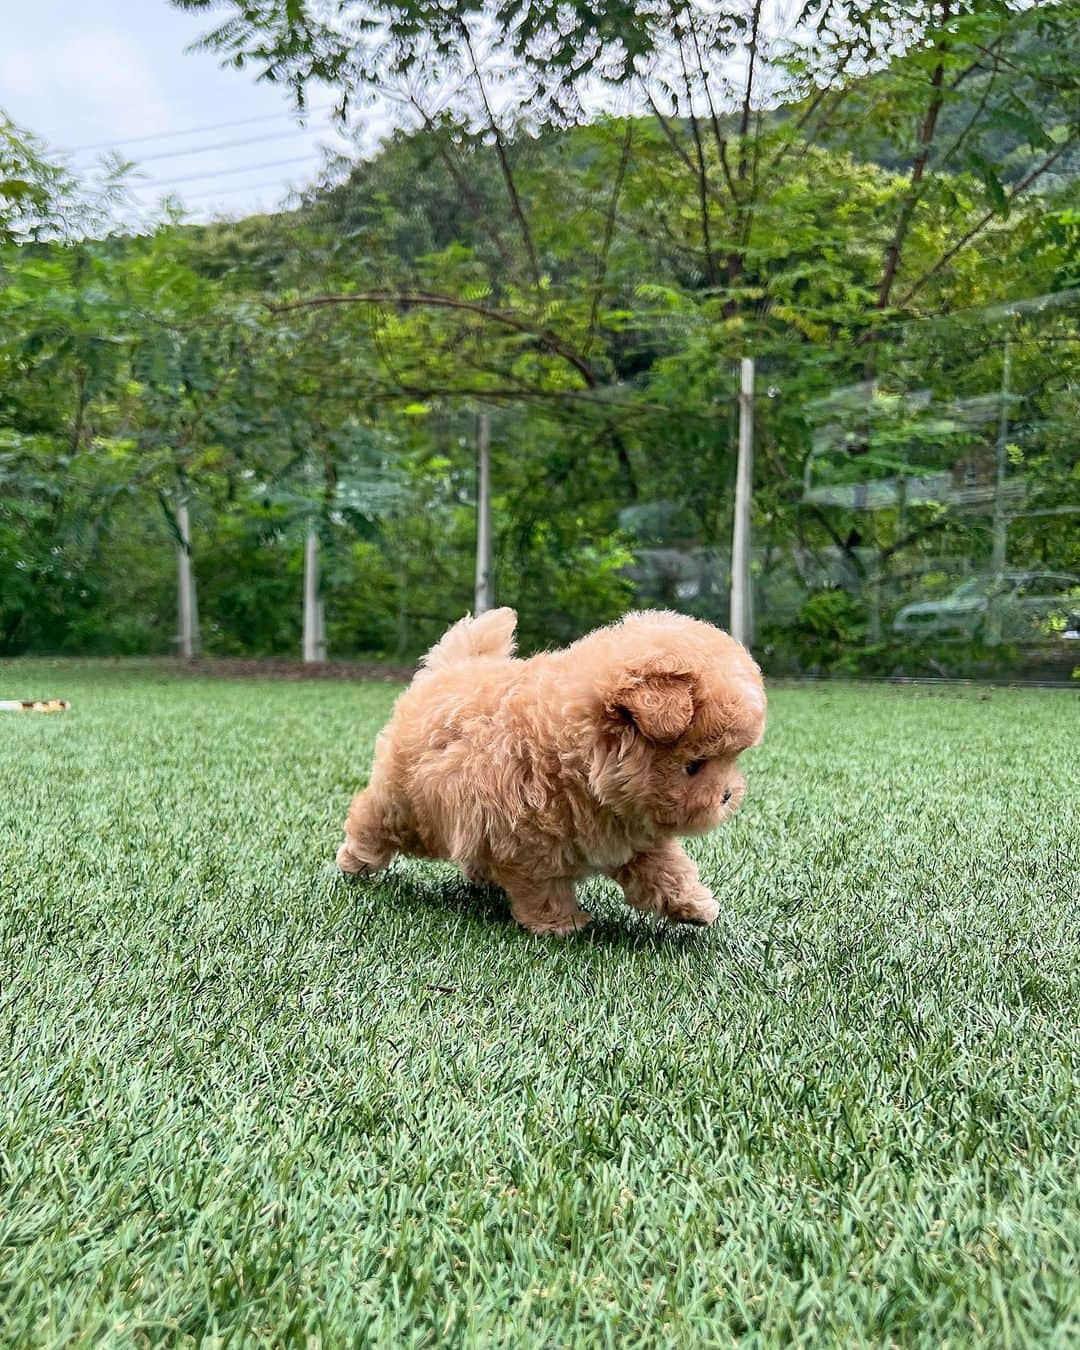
[616,295,1080,680]
[5,294,1077,681]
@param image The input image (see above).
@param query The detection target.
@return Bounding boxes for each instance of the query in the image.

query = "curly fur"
[336,609,766,935]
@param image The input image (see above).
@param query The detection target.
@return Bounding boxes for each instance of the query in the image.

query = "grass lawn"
[2,662,1079,1346]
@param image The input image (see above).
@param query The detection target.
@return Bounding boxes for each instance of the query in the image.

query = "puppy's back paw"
[524,908,594,938]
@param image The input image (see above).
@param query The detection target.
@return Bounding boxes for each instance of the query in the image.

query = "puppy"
[336,609,766,936]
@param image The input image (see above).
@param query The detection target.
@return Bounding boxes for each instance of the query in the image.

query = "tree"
[175,2,1078,331]
[1,111,127,244]
[4,2,1078,671]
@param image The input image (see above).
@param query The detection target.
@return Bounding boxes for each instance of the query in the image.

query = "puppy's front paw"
[459,860,494,887]
[665,883,719,927]
[336,838,380,877]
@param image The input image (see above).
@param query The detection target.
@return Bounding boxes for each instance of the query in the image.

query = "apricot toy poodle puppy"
[336,609,766,936]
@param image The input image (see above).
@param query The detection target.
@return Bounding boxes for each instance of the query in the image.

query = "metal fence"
[625,296,1079,680]
[66,292,1080,683]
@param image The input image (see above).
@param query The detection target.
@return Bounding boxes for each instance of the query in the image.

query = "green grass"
[2,662,1079,1347]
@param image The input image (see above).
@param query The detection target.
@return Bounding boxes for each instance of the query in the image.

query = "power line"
[134,153,326,191]
[184,178,306,203]
[62,104,334,156]
[177,165,321,198]
[72,122,345,170]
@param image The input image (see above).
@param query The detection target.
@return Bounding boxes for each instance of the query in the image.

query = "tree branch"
[643,81,737,216]
[644,87,699,179]
[802,502,867,577]
[684,8,740,202]
[69,364,89,459]
[950,35,1004,90]
[267,290,598,387]
[744,106,765,253]
[675,28,718,285]
[408,95,519,280]
[880,509,952,561]
[737,0,764,181]
[876,1,953,311]
[932,46,1000,172]
[459,22,541,290]
[727,0,764,302]
[763,41,856,183]
[894,133,1078,309]
[586,120,633,353]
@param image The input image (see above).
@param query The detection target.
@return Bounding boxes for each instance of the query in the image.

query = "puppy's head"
[587,613,766,834]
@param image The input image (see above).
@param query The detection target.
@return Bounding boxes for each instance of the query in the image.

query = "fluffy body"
[337,609,766,935]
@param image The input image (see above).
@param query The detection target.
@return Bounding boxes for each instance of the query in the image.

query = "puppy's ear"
[609,673,695,744]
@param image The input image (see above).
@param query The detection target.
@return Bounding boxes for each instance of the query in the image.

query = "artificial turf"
[1,661,1078,1346]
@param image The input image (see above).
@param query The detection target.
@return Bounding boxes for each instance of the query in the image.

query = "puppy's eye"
[685,758,707,777]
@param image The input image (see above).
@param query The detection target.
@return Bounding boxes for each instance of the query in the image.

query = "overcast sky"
[1,0,373,225]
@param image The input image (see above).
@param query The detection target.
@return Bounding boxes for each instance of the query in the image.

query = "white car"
[893,572,1080,644]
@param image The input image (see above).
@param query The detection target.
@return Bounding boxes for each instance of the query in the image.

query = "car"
[892,571,1080,644]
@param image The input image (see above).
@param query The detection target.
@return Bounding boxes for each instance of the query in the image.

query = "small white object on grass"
[0,699,70,713]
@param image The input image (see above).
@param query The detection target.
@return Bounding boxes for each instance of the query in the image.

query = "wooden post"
[303,525,326,662]
[475,410,493,615]
[176,498,200,659]
[730,357,754,647]
[987,336,1011,646]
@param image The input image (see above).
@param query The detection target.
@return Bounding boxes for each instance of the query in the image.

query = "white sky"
[0,0,379,225]
[1,0,807,230]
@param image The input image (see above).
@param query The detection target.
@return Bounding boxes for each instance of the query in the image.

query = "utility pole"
[475,410,493,615]
[987,336,1011,646]
[302,525,327,662]
[730,357,754,647]
[176,497,200,659]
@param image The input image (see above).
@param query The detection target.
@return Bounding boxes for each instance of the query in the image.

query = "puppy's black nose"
[722,789,732,804]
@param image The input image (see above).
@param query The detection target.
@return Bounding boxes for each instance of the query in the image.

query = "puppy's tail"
[421,608,518,672]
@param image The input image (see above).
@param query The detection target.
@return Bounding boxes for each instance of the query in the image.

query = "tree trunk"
[875,1,953,311]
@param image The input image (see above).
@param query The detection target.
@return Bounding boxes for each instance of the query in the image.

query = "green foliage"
[1,111,129,243]
[762,588,879,676]
[2,2,1079,672]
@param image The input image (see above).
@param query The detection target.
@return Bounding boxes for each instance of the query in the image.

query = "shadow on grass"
[331,859,721,954]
